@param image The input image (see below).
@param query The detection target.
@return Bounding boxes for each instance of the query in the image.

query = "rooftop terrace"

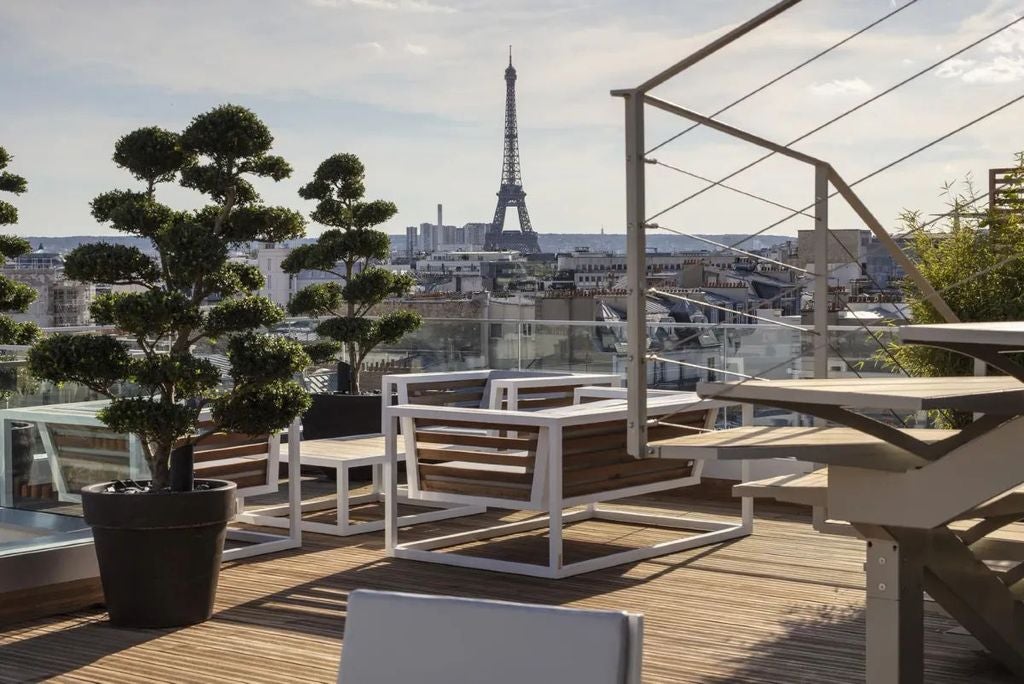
[0,495,1015,683]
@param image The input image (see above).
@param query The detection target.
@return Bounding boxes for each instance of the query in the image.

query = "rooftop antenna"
[509,44,512,66]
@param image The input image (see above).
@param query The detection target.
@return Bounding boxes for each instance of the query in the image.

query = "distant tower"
[485,47,540,254]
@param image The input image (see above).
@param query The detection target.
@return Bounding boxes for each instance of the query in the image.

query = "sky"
[1,0,1023,239]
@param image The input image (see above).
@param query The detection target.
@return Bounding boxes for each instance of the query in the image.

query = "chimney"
[437,203,443,230]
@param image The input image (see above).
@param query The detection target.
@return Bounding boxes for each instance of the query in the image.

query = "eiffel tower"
[485,47,541,254]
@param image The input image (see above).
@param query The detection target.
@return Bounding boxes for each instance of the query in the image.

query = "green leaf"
[156,220,229,290]
[90,290,202,337]
[205,261,265,297]
[239,154,292,181]
[286,282,343,317]
[352,199,397,229]
[226,332,310,383]
[371,309,422,346]
[299,153,364,202]
[181,104,275,161]
[315,316,372,345]
[212,379,310,436]
[302,340,343,365]
[221,205,306,244]
[130,353,222,396]
[0,172,27,195]
[205,295,284,336]
[0,317,40,345]
[63,243,161,286]
[28,335,132,389]
[179,165,259,205]
[0,234,30,264]
[343,267,415,308]
[280,241,341,274]
[99,398,199,445]
[0,201,16,226]
[112,127,191,187]
[90,190,176,237]
[0,276,37,313]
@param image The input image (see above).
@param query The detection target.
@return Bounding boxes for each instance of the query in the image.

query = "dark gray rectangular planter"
[302,393,383,440]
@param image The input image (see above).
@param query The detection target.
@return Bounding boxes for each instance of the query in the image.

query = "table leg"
[547,426,563,576]
[384,414,399,555]
[288,418,302,548]
[864,532,924,684]
[338,464,350,534]
[0,418,10,507]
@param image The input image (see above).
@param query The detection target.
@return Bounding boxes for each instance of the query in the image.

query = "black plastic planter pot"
[81,479,237,629]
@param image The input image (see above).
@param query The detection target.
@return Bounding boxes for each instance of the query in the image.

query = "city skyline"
[1,0,1022,237]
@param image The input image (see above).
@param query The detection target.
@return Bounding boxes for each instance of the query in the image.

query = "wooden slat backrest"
[412,418,540,502]
[186,421,271,489]
[406,378,489,409]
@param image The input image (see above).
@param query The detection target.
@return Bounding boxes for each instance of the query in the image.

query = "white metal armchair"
[384,393,752,578]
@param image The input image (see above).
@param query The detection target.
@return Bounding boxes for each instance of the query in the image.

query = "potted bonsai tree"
[282,153,421,438]
[0,146,43,498]
[27,105,311,628]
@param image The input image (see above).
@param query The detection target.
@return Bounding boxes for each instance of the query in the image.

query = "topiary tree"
[0,146,41,347]
[885,154,1024,427]
[27,105,311,491]
[281,154,421,394]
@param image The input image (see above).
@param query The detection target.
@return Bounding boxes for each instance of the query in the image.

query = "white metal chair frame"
[384,394,753,578]
[238,370,599,536]
[487,373,624,411]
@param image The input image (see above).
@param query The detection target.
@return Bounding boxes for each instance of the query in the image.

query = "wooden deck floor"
[0,494,1016,683]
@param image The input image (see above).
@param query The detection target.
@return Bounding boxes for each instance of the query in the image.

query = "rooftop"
[0,495,1015,683]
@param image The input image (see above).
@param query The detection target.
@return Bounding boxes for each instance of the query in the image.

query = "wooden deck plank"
[0,494,1016,683]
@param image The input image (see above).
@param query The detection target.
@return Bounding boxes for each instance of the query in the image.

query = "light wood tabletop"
[900,321,1024,347]
[696,376,1024,412]
[651,425,959,471]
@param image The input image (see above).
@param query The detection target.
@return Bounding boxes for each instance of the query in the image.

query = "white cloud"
[935,57,976,79]
[345,0,456,13]
[963,55,1024,83]
[404,43,429,55]
[936,56,1024,83]
[986,22,1024,54]
[940,8,1024,83]
[809,78,873,96]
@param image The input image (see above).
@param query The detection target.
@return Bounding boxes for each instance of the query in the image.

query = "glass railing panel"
[0,318,908,556]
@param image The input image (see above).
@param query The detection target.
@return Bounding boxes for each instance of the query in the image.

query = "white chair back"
[337,589,642,684]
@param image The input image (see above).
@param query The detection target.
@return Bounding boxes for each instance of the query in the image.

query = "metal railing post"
[814,164,830,380]
[624,90,648,457]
